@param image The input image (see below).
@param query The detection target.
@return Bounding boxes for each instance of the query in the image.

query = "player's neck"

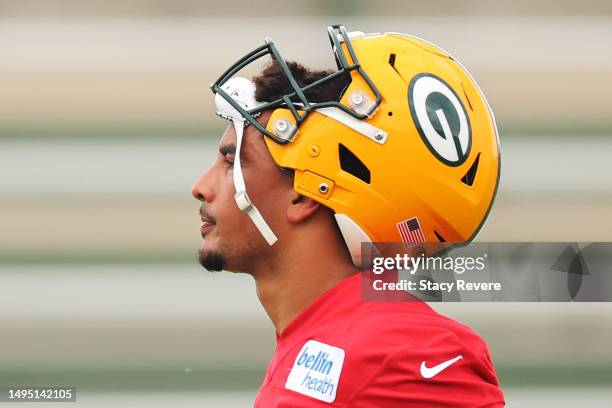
[252,229,358,334]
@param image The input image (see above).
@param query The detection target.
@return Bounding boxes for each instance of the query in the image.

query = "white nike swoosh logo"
[420,355,463,378]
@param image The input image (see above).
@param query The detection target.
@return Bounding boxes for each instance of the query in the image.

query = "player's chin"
[198,245,227,272]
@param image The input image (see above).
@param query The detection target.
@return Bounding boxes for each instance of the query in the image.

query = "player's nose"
[191,167,215,203]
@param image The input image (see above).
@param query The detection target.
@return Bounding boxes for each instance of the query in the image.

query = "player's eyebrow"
[219,144,236,156]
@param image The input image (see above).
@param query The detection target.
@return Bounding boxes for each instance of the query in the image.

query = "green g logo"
[409,73,472,166]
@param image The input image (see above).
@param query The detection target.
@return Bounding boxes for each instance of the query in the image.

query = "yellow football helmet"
[212,25,500,266]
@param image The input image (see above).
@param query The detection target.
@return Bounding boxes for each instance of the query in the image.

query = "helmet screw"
[318,183,329,194]
[308,145,321,157]
[275,119,288,132]
[375,132,384,141]
[351,92,364,106]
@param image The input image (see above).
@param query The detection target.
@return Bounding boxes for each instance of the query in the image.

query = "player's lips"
[200,215,216,235]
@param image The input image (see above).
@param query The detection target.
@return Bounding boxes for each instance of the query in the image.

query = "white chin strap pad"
[215,77,278,246]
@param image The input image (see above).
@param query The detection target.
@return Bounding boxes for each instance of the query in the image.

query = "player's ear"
[286,191,321,224]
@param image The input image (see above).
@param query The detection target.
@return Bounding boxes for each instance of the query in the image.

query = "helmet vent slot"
[388,53,406,85]
[461,153,480,186]
[461,83,474,111]
[339,143,371,184]
[433,230,446,242]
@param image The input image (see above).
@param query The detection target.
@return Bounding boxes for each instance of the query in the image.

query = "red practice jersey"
[253,272,505,407]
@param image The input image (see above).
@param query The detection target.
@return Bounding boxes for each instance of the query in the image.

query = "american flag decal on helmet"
[396,217,426,246]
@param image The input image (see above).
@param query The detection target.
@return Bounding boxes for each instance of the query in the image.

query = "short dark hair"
[253,61,350,103]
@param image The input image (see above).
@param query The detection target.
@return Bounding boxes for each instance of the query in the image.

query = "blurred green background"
[1,0,611,406]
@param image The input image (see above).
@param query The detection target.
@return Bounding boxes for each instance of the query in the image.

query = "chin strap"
[214,77,278,246]
[231,118,278,246]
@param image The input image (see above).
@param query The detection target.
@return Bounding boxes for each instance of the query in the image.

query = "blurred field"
[1,16,611,133]
[1,1,612,406]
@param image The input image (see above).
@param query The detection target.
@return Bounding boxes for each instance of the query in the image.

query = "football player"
[192,25,504,407]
